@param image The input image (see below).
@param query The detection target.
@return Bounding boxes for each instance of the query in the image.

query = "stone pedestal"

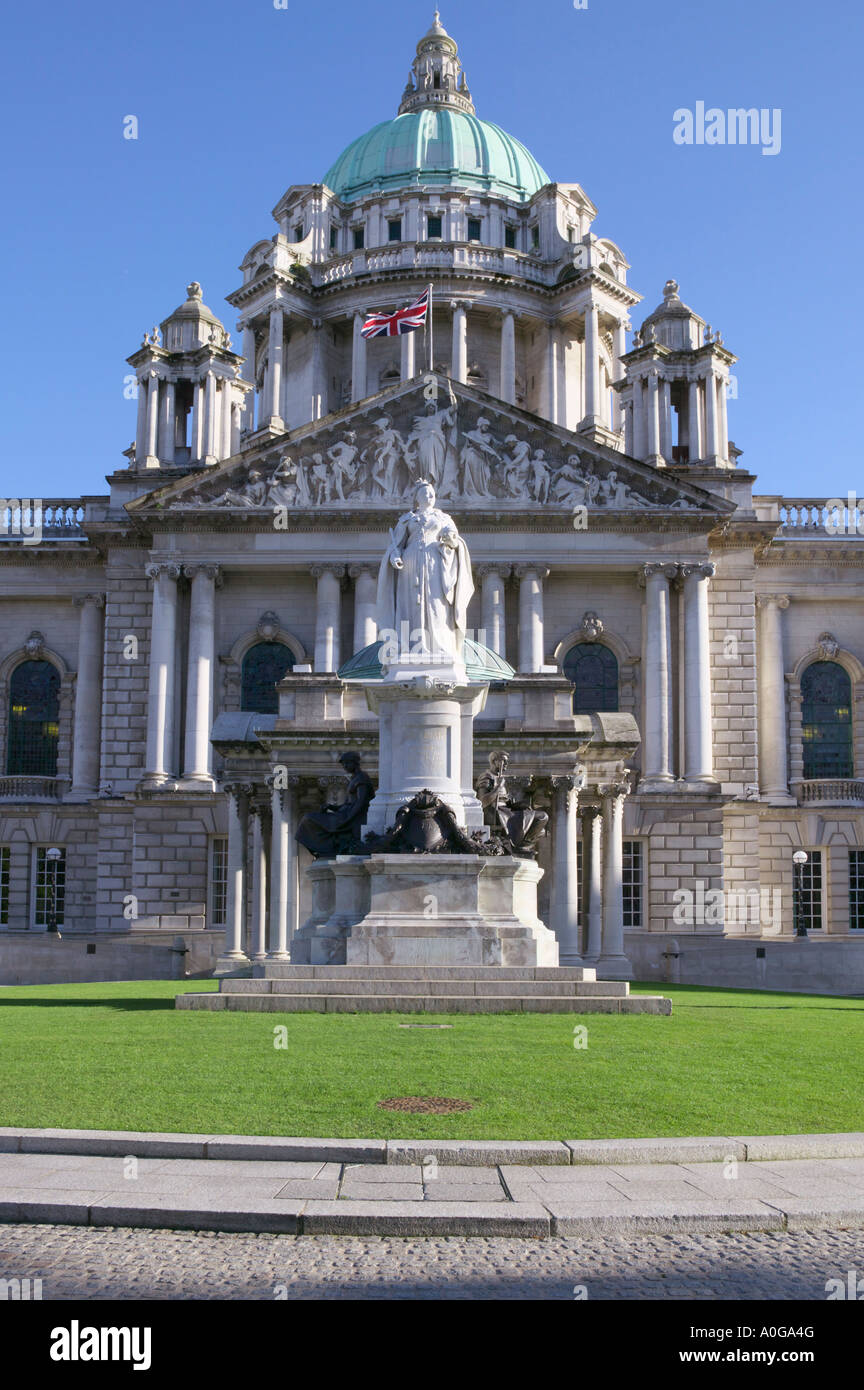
[364,675,486,834]
[292,854,559,968]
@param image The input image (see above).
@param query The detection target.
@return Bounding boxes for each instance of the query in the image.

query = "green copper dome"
[323,110,550,204]
[338,638,515,684]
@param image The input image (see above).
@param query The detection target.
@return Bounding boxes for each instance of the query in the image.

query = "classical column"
[704,370,720,463]
[477,565,509,658]
[268,777,300,960]
[583,807,603,963]
[203,371,218,465]
[757,595,792,801]
[135,376,148,464]
[220,381,233,459]
[266,304,285,426]
[250,797,270,963]
[646,372,662,464]
[598,780,633,979]
[550,774,583,965]
[312,565,345,672]
[352,312,367,403]
[401,329,417,382]
[191,381,204,462]
[681,563,716,783]
[143,564,180,786]
[350,565,378,653]
[687,379,702,461]
[310,319,325,421]
[219,783,251,966]
[612,319,628,431]
[718,372,729,462]
[183,565,220,783]
[641,563,678,785]
[632,378,646,459]
[69,594,105,798]
[581,301,601,430]
[240,324,257,430]
[624,399,634,456]
[145,374,160,466]
[231,400,244,456]
[516,565,548,674]
[158,380,176,464]
[451,300,468,383]
[543,322,560,424]
[500,309,516,405]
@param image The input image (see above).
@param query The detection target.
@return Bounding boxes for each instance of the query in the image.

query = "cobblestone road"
[2,1223,862,1300]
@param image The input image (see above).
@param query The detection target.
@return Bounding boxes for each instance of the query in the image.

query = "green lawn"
[0,979,861,1140]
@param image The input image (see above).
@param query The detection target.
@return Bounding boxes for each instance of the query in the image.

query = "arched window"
[241,642,295,715]
[563,643,619,715]
[7,661,60,776]
[801,661,853,778]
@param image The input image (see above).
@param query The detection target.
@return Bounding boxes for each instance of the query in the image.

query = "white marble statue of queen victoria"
[376,480,474,667]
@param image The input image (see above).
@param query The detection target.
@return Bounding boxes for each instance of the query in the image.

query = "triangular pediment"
[127,376,733,524]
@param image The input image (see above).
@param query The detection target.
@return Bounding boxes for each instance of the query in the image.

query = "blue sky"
[1,0,860,500]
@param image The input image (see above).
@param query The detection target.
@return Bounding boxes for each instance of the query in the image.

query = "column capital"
[222,780,254,802]
[145,562,181,582]
[183,563,223,586]
[601,775,631,803]
[513,564,550,581]
[757,593,791,611]
[680,562,716,582]
[266,771,301,793]
[580,804,603,822]
[310,563,346,582]
[348,564,376,581]
[642,562,678,583]
[73,593,106,610]
[449,298,470,313]
[476,563,511,581]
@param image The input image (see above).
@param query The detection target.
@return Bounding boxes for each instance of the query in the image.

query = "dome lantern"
[398,12,475,117]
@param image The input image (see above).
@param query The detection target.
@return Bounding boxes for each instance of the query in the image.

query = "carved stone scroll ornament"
[363,789,503,857]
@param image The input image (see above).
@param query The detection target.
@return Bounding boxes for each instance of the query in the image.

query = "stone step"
[226,978,631,998]
[177,992,672,1015]
[260,965,600,981]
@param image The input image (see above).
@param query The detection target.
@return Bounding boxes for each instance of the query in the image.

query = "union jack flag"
[361,289,430,339]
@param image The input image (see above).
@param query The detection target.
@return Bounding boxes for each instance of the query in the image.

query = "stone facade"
[1,17,862,987]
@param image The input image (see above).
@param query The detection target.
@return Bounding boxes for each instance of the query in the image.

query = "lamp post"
[792,850,808,938]
[45,847,62,939]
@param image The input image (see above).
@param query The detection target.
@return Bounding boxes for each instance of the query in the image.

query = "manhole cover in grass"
[398,1024,454,1029]
[377,1096,473,1114]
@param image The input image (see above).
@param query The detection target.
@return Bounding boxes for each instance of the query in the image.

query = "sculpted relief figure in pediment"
[170,389,703,515]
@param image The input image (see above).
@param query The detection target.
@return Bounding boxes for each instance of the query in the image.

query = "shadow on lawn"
[0,997,180,1012]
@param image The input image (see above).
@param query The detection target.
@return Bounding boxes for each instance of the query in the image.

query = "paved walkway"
[3,1148,864,1237]
[2,1223,862,1300]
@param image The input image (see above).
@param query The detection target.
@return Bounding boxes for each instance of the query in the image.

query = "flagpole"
[427,282,434,375]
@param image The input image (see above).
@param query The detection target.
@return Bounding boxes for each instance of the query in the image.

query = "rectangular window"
[623,841,644,929]
[329,225,338,251]
[294,223,304,242]
[353,226,365,250]
[209,838,228,929]
[467,217,482,242]
[850,851,864,930]
[530,225,540,251]
[0,847,9,926]
[33,847,66,929]
[504,225,517,249]
[388,218,402,242]
[794,851,823,932]
[427,214,443,239]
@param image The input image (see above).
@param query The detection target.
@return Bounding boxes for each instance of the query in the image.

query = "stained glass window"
[7,660,60,777]
[563,643,619,715]
[241,642,295,714]
[801,662,853,778]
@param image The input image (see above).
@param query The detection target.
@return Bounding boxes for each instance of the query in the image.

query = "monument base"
[290,854,558,968]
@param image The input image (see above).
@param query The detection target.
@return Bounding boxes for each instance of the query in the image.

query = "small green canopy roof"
[338,638,515,684]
